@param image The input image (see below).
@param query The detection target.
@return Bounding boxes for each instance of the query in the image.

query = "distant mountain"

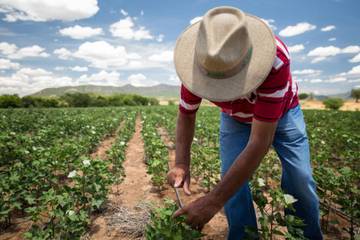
[30,84,180,98]
[315,91,351,100]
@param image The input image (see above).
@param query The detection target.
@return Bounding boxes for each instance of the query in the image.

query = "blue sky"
[0,0,359,96]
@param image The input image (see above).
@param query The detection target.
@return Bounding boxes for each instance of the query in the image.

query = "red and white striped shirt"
[179,36,299,123]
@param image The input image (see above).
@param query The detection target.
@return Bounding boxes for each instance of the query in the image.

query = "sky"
[0,0,359,96]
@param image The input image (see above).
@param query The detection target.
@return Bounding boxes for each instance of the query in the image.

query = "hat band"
[198,47,253,79]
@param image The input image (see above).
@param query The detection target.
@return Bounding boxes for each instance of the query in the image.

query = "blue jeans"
[220,105,323,240]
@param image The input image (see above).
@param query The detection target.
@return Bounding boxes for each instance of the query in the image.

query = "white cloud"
[168,74,181,85]
[292,69,322,76]
[0,58,20,69]
[0,0,99,22]
[349,79,360,83]
[350,53,360,63]
[156,34,164,42]
[54,48,72,60]
[348,65,360,75]
[308,46,341,57]
[120,9,128,16]
[140,10,144,16]
[279,22,316,37]
[8,45,49,59]
[74,41,128,69]
[328,37,336,41]
[321,25,336,32]
[59,25,103,39]
[54,66,65,71]
[341,45,360,54]
[326,76,346,83]
[128,73,158,87]
[287,44,305,53]
[148,50,173,62]
[70,66,88,72]
[261,18,277,30]
[308,45,360,63]
[0,67,74,95]
[309,79,323,83]
[110,16,153,40]
[0,42,17,55]
[78,70,121,85]
[190,16,202,25]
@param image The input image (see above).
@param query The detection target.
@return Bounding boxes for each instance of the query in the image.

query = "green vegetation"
[298,93,309,100]
[0,93,159,108]
[1,106,359,239]
[351,88,360,102]
[323,97,344,110]
[145,199,203,240]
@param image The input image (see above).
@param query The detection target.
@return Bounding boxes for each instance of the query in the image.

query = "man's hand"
[167,163,191,195]
[173,194,222,230]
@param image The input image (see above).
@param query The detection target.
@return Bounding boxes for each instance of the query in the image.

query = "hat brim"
[174,13,276,102]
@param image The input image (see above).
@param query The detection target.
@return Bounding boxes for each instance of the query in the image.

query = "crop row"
[0,107,136,239]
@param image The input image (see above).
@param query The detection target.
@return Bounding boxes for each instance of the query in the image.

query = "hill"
[30,84,180,98]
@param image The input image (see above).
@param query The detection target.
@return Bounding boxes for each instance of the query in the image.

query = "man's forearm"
[175,112,196,167]
[210,140,270,206]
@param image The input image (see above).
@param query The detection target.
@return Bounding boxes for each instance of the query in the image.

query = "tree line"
[0,92,159,108]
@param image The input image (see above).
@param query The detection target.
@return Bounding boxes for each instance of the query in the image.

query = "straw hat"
[174,6,276,102]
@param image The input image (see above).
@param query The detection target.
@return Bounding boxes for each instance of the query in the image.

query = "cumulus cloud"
[8,45,49,59]
[279,22,316,37]
[190,16,202,25]
[54,48,72,60]
[148,50,173,62]
[156,34,164,42]
[261,19,277,30]
[78,70,121,85]
[74,41,129,69]
[0,67,73,95]
[321,25,336,32]
[307,45,360,63]
[110,16,153,40]
[0,58,20,69]
[120,9,128,16]
[292,69,322,76]
[328,37,336,42]
[287,44,305,53]
[350,53,360,63]
[70,66,88,72]
[326,76,346,83]
[1,42,49,59]
[0,0,99,22]
[0,42,17,55]
[128,73,158,87]
[309,79,323,83]
[341,45,360,54]
[59,25,103,39]
[348,65,360,75]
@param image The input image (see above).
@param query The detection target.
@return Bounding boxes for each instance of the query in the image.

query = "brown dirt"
[301,100,360,111]
[157,127,228,240]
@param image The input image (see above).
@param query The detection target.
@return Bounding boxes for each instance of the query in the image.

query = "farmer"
[167,6,323,240]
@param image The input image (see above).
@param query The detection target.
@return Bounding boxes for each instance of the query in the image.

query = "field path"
[89,115,159,240]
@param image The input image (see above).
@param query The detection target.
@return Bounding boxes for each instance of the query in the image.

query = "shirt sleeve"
[253,47,291,122]
[179,84,202,114]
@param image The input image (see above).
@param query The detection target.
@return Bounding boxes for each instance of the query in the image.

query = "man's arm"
[210,119,277,205]
[167,111,196,195]
[174,119,277,228]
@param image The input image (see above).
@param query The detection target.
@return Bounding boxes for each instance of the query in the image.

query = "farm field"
[0,106,359,240]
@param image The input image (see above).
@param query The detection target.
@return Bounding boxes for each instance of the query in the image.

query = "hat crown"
[195,7,252,76]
